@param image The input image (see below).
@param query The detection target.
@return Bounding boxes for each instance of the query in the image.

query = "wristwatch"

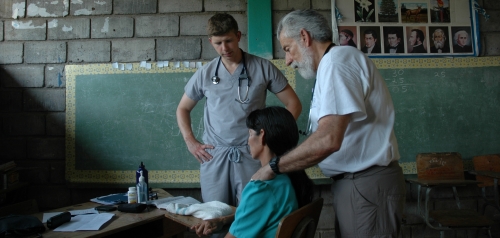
[269,156,281,174]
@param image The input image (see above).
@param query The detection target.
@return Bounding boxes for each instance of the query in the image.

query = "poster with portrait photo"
[429,27,450,53]
[355,0,375,22]
[430,0,450,23]
[401,3,428,23]
[378,0,398,23]
[360,26,382,54]
[383,27,405,54]
[334,0,478,57]
[451,27,472,53]
[406,26,428,53]
[338,26,358,49]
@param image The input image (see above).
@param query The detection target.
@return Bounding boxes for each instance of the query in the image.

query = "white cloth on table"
[165,201,233,220]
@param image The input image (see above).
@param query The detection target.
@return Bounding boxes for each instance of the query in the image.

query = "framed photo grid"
[335,0,479,57]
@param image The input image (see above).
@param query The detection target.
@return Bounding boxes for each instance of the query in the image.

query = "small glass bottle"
[127,187,137,204]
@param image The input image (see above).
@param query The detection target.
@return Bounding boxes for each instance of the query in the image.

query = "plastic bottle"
[136,162,149,191]
[127,187,137,204]
[137,171,148,203]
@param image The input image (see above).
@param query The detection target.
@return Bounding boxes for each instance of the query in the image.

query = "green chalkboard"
[74,73,201,171]
[65,58,500,187]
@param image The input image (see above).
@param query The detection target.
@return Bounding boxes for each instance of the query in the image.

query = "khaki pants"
[332,161,406,238]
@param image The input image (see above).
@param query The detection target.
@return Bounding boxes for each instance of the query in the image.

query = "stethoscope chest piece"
[211,76,220,84]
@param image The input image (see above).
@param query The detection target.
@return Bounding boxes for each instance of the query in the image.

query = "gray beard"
[434,40,444,49]
[292,45,316,80]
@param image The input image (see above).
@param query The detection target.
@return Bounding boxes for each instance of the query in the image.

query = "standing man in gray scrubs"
[176,13,302,207]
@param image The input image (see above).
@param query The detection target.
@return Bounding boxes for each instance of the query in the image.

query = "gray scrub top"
[184,52,289,147]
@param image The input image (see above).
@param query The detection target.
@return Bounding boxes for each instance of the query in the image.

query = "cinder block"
[480,10,500,32]
[272,0,310,10]
[68,40,110,63]
[159,0,202,13]
[91,17,134,38]
[0,0,26,19]
[49,160,66,184]
[4,19,46,41]
[45,64,66,88]
[180,14,211,36]
[27,137,65,159]
[0,42,23,64]
[0,65,44,88]
[205,0,245,11]
[113,0,156,14]
[181,13,247,36]
[240,35,248,52]
[201,37,218,60]
[135,15,179,37]
[157,37,201,60]
[483,33,500,56]
[25,41,66,63]
[273,36,285,59]
[484,1,500,10]
[112,39,155,62]
[0,138,26,159]
[0,90,23,112]
[2,113,45,135]
[46,112,65,136]
[320,11,333,28]
[24,89,66,112]
[31,185,71,211]
[70,0,112,16]
[15,161,50,184]
[48,18,90,40]
[180,13,247,36]
[26,0,69,17]
[312,0,331,10]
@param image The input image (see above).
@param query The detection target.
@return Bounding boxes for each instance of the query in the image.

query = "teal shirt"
[229,174,298,238]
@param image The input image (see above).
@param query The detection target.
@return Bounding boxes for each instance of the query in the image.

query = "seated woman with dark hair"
[191,106,313,238]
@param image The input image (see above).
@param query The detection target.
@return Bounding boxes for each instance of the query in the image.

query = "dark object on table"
[118,203,148,213]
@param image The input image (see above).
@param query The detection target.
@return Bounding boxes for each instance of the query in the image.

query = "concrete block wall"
[1,0,499,237]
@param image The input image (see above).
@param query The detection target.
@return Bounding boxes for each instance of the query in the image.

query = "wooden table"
[32,189,188,238]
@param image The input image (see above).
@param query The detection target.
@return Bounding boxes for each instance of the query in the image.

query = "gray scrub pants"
[332,161,406,238]
[200,145,261,207]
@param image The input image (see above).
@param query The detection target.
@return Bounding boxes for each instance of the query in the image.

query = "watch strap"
[269,156,281,174]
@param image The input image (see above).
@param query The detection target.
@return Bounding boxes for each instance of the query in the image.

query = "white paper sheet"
[53,213,114,231]
[42,209,99,223]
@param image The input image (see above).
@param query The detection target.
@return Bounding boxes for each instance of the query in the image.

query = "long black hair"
[246,106,313,207]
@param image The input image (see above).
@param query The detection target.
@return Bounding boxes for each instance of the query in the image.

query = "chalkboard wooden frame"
[66,57,500,187]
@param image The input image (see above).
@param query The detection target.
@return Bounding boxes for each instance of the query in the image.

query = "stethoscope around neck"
[211,50,251,104]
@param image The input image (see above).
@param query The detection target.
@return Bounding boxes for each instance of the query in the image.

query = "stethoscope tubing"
[211,50,251,104]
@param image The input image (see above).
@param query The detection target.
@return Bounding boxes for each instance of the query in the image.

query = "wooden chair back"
[0,199,39,217]
[473,154,500,187]
[275,198,323,238]
[416,152,464,180]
